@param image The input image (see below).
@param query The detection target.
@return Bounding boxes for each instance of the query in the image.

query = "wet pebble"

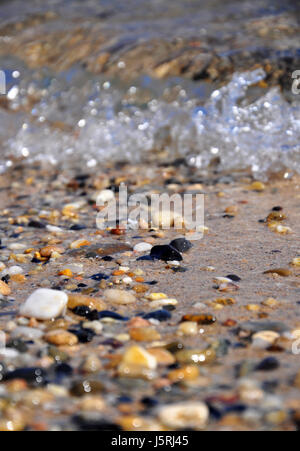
[20,289,68,320]
[158,402,209,430]
[169,238,193,253]
[143,310,171,322]
[4,367,47,386]
[104,289,136,305]
[150,245,183,262]
[255,357,280,372]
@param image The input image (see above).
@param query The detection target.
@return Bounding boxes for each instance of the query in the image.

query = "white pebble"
[252,331,280,349]
[20,289,68,320]
[8,243,26,251]
[133,242,153,253]
[150,298,178,309]
[104,289,136,305]
[96,189,115,205]
[158,402,209,429]
[82,321,103,335]
[11,326,44,340]
[1,265,23,277]
[46,225,63,233]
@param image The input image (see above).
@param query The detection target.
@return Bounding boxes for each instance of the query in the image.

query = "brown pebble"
[129,327,161,342]
[45,329,78,346]
[67,294,106,311]
[181,314,216,325]
[264,268,292,277]
[40,245,65,258]
[0,280,11,296]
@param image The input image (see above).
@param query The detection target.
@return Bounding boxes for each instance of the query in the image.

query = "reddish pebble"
[223,319,237,327]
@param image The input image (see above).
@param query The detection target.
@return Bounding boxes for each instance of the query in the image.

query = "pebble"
[143,310,171,322]
[149,298,178,309]
[82,321,103,335]
[98,311,129,321]
[120,345,157,369]
[70,239,91,250]
[96,189,115,204]
[45,329,78,346]
[46,225,63,233]
[147,293,168,301]
[71,380,104,397]
[169,238,193,253]
[261,298,279,307]
[134,243,153,253]
[69,327,95,343]
[0,266,23,277]
[104,289,136,305]
[176,348,216,365]
[67,294,106,311]
[147,348,175,366]
[252,331,280,349]
[0,280,11,296]
[168,365,200,382]
[129,327,161,342]
[158,402,209,430]
[249,181,266,192]
[4,367,47,386]
[150,245,183,262]
[11,326,44,340]
[177,321,198,336]
[39,245,65,258]
[264,268,292,277]
[182,314,216,325]
[255,357,280,371]
[81,355,102,373]
[79,396,105,412]
[20,289,68,320]
[292,257,300,267]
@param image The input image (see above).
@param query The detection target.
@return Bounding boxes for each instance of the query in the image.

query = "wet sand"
[0,165,299,431]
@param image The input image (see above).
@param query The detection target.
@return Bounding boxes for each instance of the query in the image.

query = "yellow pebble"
[292,257,300,267]
[147,293,168,301]
[249,181,266,192]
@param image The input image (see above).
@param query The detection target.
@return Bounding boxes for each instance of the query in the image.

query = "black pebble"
[102,256,113,262]
[90,273,109,281]
[54,362,73,378]
[98,311,129,321]
[70,224,87,231]
[72,306,92,317]
[28,220,46,229]
[72,306,99,321]
[226,274,241,282]
[4,367,47,386]
[143,309,171,322]
[141,397,159,408]
[72,415,121,431]
[7,338,28,353]
[255,357,280,371]
[150,245,183,262]
[68,328,95,343]
[169,238,193,253]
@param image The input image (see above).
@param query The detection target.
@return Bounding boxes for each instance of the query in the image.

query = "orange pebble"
[58,269,73,277]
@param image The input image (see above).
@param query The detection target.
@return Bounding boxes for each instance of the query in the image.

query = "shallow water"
[0,0,299,176]
[1,63,300,177]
